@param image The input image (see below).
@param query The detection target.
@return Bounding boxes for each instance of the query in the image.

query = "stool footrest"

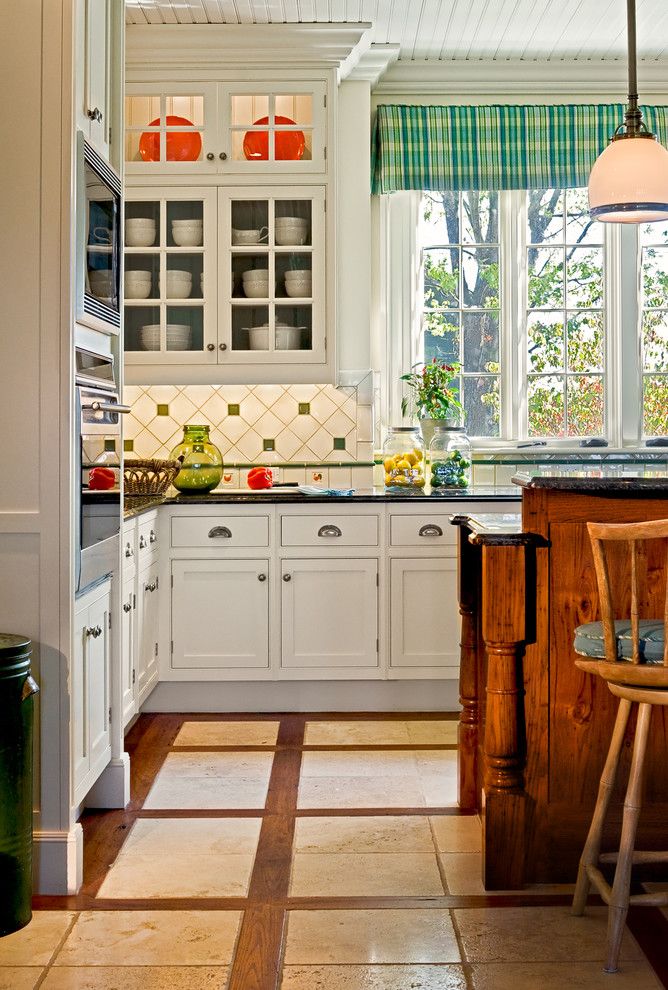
[599,850,668,865]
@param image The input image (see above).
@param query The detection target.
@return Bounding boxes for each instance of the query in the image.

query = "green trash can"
[0,634,39,936]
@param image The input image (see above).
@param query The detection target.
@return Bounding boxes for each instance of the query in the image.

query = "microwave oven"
[75,131,122,334]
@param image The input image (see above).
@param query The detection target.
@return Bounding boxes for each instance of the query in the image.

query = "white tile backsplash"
[125,383,373,466]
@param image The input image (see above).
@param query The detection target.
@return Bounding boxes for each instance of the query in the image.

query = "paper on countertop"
[299,485,354,496]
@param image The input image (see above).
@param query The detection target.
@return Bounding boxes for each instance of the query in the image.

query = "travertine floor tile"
[0,912,74,966]
[54,911,242,967]
[440,852,486,894]
[281,964,467,989]
[415,751,458,805]
[304,721,410,745]
[41,967,228,989]
[0,969,43,990]
[151,752,273,779]
[294,816,434,853]
[144,753,273,809]
[430,815,482,853]
[284,909,460,964]
[455,906,645,963]
[300,752,419,778]
[173,720,279,747]
[297,775,426,809]
[290,852,445,897]
[469,961,662,989]
[406,720,458,745]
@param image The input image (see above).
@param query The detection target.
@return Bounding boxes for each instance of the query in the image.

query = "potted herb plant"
[400,359,463,448]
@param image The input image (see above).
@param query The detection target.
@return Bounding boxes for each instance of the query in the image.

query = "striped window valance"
[371,103,668,194]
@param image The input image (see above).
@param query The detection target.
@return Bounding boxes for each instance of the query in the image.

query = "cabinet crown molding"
[126,22,373,76]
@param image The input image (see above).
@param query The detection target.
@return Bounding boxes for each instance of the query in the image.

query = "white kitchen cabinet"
[120,574,136,727]
[171,559,270,672]
[280,558,378,672]
[389,558,461,677]
[136,558,160,704]
[125,80,327,176]
[72,581,112,806]
[76,0,123,166]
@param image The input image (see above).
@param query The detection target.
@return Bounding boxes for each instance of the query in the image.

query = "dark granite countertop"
[513,470,668,494]
[123,485,520,519]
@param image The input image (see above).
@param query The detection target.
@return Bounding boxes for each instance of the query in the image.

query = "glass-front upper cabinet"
[124,187,217,364]
[125,81,327,175]
[220,186,326,364]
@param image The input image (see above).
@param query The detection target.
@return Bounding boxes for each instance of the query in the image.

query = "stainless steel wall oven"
[75,347,129,595]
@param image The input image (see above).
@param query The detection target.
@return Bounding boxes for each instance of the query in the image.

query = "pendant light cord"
[624,0,645,135]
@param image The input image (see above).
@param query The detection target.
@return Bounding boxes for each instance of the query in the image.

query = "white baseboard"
[85,754,131,809]
[142,679,461,713]
[33,824,83,895]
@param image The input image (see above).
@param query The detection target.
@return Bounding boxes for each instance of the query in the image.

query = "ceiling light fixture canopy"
[588,0,668,223]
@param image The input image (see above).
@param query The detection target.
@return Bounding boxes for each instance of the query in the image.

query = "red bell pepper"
[89,466,116,490]
[247,467,273,490]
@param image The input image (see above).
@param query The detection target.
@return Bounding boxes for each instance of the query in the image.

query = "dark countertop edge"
[513,472,668,493]
[450,511,541,546]
[123,486,521,519]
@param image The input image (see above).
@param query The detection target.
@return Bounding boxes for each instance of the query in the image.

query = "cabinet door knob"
[219,343,228,351]
[208,525,232,539]
[149,530,157,543]
[283,573,291,582]
[219,152,228,161]
[123,602,132,613]
[125,545,134,557]
[87,107,102,122]
[318,524,342,538]
[258,573,267,582]
[86,625,102,638]
[206,152,215,161]
[206,343,215,351]
[419,524,443,537]
[139,535,147,549]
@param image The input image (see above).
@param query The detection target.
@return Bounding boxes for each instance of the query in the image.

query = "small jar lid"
[388,425,420,432]
[0,634,31,659]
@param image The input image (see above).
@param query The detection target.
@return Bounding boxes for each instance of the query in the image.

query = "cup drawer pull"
[419,524,443,537]
[208,526,232,539]
[318,524,342,538]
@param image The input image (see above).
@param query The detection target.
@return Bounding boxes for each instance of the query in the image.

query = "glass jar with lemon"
[382,426,426,491]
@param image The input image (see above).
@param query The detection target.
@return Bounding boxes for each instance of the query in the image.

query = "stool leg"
[604,701,653,974]
[572,697,633,917]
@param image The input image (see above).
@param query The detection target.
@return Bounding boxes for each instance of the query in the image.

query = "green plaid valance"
[371,103,668,194]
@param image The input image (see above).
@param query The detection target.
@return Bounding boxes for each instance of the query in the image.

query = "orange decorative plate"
[139,116,202,163]
[243,116,305,162]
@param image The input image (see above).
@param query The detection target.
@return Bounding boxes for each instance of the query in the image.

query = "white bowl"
[276,325,302,349]
[242,268,269,282]
[125,281,152,300]
[125,220,156,247]
[246,326,269,350]
[276,216,308,227]
[243,281,269,299]
[284,269,311,281]
[172,218,202,226]
[276,231,308,246]
[285,280,311,298]
[172,229,202,247]
[125,269,152,280]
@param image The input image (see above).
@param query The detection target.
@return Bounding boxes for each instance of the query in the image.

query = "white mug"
[233,227,269,245]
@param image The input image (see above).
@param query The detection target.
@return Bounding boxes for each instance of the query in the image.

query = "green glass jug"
[170,424,223,493]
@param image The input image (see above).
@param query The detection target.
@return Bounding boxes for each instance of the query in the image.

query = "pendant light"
[588,0,668,223]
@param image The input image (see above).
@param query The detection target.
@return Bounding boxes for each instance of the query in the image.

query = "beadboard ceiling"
[125,0,668,61]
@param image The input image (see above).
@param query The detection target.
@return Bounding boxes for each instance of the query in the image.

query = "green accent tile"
[123,439,134,452]
[333,437,346,450]
[228,403,240,416]
[156,403,169,416]
[298,402,310,415]
[263,438,275,451]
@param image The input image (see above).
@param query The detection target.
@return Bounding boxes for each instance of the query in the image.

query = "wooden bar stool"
[572,518,668,973]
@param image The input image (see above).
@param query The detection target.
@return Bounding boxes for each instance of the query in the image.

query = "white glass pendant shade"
[589,135,668,223]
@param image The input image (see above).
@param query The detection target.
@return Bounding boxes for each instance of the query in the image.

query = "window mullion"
[500,189,526,440]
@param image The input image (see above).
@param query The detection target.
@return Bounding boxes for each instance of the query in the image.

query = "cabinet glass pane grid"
[639,221,668,437]
[230,196,313,354]
[229,93,313,163]
[125,94,205,164]
[125,198,205,354]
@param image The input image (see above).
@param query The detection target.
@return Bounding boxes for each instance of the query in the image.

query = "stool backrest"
[587,518,668,666]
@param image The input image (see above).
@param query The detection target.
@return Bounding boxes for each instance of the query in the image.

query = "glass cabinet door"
[219,82,326,174]
[124,84,217,173]
[220,186,326,364]
[124,188,217,364]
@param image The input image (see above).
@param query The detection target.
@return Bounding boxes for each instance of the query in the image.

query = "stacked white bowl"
[284,268,312,298]
[125,217,156,247]
[172,218,203,247]
[246,322,303,351]
[138,323,192,351]
[242,268,269,299]
[88,269,113,299]
[275,216,309,245]
[124,270,152,299]
[160,269,193,299]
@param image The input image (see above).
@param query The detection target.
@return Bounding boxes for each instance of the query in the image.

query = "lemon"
[405,451,417,466]
[413,448,424,461]
[396,458,411,470]
[413,476,426,487]
[384,472,393,485]
[383,457,395,472]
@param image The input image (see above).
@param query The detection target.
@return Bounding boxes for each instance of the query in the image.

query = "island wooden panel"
[456,486,668,888]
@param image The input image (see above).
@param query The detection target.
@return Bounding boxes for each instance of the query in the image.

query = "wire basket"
[123,458,181,496]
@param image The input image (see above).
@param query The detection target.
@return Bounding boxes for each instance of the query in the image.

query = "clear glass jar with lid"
[382,426,426,490]
[429,425,472,489]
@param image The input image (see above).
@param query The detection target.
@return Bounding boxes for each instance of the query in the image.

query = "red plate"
[139,116,202,163]
[243,116,305,162]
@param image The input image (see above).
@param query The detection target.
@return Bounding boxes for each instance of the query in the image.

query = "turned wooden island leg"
[456,523,480,810]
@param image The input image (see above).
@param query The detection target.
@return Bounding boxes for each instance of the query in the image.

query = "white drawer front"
[171,514,270,548]
[281,514,379,547]
[138,516,159,556]
[390,514,456,548]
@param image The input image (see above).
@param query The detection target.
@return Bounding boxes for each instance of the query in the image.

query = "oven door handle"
[85,401,132,414]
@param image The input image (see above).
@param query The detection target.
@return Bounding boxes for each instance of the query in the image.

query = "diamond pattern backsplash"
[123,383,374,466]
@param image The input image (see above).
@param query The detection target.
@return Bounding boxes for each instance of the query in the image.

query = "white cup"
[232,227,269,245]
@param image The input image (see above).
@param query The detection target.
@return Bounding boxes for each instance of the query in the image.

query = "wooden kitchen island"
[452,473,668,889]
